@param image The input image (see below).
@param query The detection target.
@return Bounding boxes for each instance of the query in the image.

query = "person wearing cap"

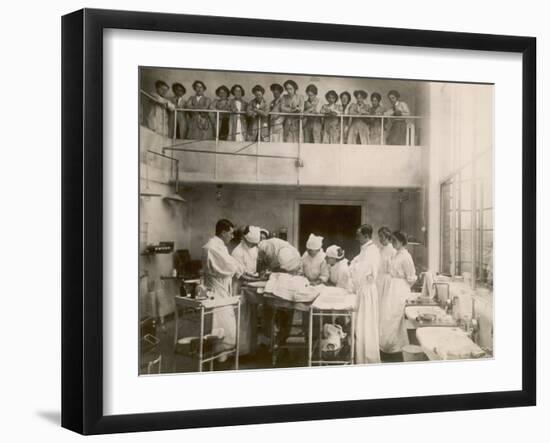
[247,85,270,142]
[202,219,246,362]
[384,89,410,145]
[259,228,270,241]
[257,237,302,275]
[186,80,214,140]
[379,231,417,356]
[145,80,175,136]
[231,225,262,356]
[367,92,386,144]
[280,80,304,143]
[301,234,329,285]
[347,90,371,145]
[228,84,248,142]
[209,85,231,140]
[321,90,342,144]
[268,83,285,142]
[349,224,381,364]
[325,245,352,291]
[303,84,322,143]
[169,83,188,139]
[340,91,352,143]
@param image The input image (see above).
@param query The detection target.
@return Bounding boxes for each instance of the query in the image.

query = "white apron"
[202,236,245,353]
[379,248,417,354]
[350,241,381,364]
[231,241,259,355]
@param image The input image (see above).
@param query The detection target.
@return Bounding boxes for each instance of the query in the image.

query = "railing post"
[381,116,385,146]
[299,114,303,144]
[340,114,344,145]
[173,109,177,143]
[215,111,219,148]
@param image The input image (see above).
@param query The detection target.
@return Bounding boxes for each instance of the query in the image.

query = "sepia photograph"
[138,66,494,375]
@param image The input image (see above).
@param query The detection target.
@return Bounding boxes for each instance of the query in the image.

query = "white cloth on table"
[379,248,417,354]
[328,258,352,291]
[264,272,319,302]
[302,250,330,283]
[202,236,245,353]
[312,286,357,311]
[350,241,381,364]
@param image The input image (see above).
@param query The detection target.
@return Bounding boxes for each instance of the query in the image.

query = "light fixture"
[163,192,186,203]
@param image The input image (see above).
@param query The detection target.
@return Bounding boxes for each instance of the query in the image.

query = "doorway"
[296,201,365,259]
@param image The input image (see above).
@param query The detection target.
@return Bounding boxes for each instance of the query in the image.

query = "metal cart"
[308,293,358,366]
[173,295,241,372]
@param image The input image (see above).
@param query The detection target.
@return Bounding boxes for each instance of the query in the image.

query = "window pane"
[460,180,472,208]
[460,230,472,263]
[482,208,493,229]
[461,211,472,229]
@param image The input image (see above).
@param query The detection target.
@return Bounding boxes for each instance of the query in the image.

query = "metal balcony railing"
[140,89,423,147]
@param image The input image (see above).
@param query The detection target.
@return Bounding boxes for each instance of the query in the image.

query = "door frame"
[292,199,368,249]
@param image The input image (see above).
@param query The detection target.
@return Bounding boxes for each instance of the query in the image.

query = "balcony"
[140,92,425,188]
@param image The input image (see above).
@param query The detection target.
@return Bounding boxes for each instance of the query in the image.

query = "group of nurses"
[303,226,417,364]
[147,78,411,145]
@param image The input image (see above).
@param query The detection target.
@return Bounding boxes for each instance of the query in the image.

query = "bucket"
[402,344,428,362]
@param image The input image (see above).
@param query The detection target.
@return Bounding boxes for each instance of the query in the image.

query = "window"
[440,150,493,288]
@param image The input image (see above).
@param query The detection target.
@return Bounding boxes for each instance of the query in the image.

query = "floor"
[140,310,404,375]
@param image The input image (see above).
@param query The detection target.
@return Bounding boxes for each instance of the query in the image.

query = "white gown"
[202,236,245,353]
[328,259,352,291]
[350,241,381,364]
[379,248,417,354]
[231,241,259,355]
[376,243,396,304]
[301,250,330,283]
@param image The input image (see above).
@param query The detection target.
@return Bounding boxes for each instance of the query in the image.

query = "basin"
[404,305,447,321]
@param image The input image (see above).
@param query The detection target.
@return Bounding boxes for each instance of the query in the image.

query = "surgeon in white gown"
[350,224,381,364]
[202,219,245,361]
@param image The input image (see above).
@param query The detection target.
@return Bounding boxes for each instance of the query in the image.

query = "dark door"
[298,204,362,260]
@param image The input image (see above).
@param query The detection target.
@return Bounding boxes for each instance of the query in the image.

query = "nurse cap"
[306,233,324,250]
[244,226,261,244]
[326,245,345,259]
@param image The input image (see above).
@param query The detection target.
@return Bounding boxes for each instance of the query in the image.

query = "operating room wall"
[180,184,425,266]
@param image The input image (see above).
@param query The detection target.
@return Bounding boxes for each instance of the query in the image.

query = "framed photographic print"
[61,8,536,435]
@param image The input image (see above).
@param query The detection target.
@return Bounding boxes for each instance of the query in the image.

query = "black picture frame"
[61,8,536,435]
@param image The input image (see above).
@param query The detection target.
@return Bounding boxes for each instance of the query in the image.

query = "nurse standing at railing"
[385,89,410,145]
[321,90,342,144]
[210,85,231,141]
[268,83,285,142]
[347,90,371,145]
[303,84,322,143]
[145,80,175,136]
[367,92,386,145]
[186,80,214,140]
[169,82,188,139]
[339,91,352,143]
[228,84,248,142]
[280,80,304,143]
[247,85,270,142]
